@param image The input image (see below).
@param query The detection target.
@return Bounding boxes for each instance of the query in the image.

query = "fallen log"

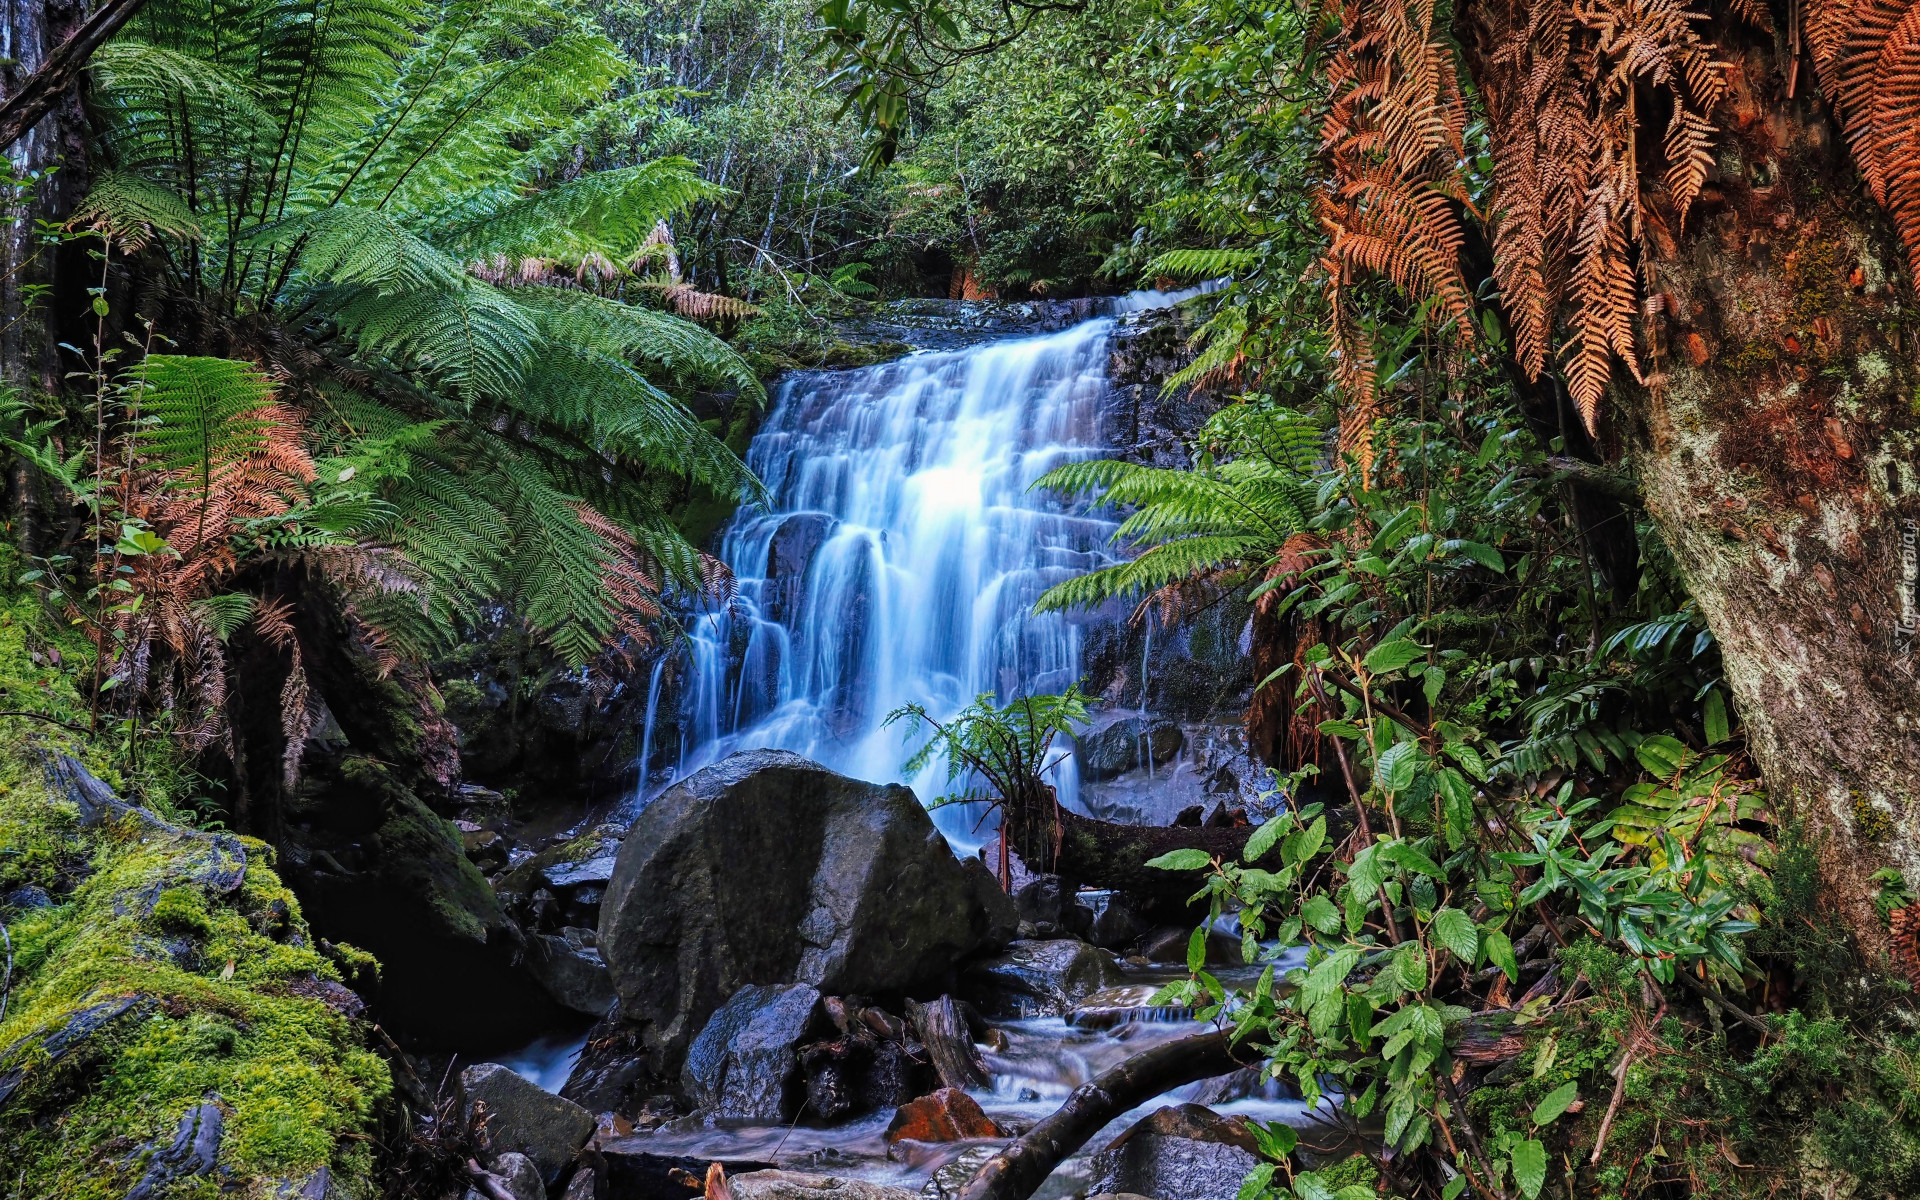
[954,1027,1246,1200]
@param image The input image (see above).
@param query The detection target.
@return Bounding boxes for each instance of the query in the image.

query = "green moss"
[0,580,391,1199]
[150,886,216,938]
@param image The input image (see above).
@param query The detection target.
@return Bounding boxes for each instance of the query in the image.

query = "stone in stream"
[524,926,616,1016]
[461,1062,596,1184]
[488,1152,547,1200]
[960,938,1123,1017]
[1011,874,1093,940]
[1086,1103,1261,1200]
[682,983,825,1121]
[728,1171,922,1200]
[597,750,1017,1074]
[884,1087,1001,1145]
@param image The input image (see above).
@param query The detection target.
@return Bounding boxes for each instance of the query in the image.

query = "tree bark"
[1597,35,1920,964]
[954,1028,1245,1200]
[906,995,989,1091]
[0,0,146,153]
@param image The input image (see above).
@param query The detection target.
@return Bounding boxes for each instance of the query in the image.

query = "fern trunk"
[1617,35,1920,966]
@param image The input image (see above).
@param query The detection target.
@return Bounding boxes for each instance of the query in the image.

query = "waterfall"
[651,314,1129,850]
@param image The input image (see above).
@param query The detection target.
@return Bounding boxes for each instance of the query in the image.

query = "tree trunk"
[1609,34,1920,965]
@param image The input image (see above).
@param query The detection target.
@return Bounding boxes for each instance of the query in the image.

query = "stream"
[485,290,1344,1196]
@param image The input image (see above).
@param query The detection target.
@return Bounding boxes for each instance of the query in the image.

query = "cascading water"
[649,312,1132,847]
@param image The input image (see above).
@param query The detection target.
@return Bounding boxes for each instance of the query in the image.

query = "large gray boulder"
[598,750,1017,1072]
[461,1063,594,1184]
[1087,1104,1260,1200]
[682,983,822,1120]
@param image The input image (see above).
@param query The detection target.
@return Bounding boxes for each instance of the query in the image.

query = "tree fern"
[1033,405,1328,614]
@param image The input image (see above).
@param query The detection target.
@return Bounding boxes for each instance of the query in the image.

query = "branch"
[0,0,151,151]
[955,1028,1245,1200]
[1524,456,1641,507]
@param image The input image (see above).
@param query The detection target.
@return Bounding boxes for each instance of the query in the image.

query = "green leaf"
[1348,993,1374,1048]
[1446,539,1507,573]
[1252,1120,1298,1161]
[1511,1138,1547,1198]
[1444,741,1488,781]
[1441,1174,1468,1200]
[1485,929,1519,982]
[1533,1080,1579,1125]
[1244,816,1288,862]
[1236,1163,1275,1200]
[1375,740,1420,792]
[1283,815,1327,866]
[1187,925,1209,974]
[1301,894,1342,934]
[1365,639,1426,675]
[1635,733,1690,777]
[1396,945,1429,991]
[1702,689,1730,745]
[1147,848,1213,872]
[1381,841,1446,879]
[1432,907,1479,962]
[1301,947,1362,1010]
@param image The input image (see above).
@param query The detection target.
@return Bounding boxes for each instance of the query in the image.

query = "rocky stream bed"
[441,748,1355,1200]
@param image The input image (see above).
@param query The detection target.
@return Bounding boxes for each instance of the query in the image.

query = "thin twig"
[0,710,93,735]
[1,918,13,1024]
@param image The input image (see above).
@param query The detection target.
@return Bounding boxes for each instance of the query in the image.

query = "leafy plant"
[887,686,1089,888]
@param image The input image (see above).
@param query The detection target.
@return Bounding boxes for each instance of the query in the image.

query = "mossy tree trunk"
[1609,34,1920,965]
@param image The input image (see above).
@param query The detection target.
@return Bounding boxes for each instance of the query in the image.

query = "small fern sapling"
[886,686,1090,891]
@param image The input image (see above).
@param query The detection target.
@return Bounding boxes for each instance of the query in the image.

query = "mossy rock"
[0,747,391,1199]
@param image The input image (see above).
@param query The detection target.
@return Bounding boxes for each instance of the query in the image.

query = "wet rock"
[961,939,1122,1017]
[1,884,53,912]
[559,1019,657,1116]
[1139,925,1243,967]
[598,750,1017,1073]
[462,1062,595,1184]
[1086,1104,1259,1200]
[0,994,153,1109]
[526,927,616,1016]
[291,755,566,1045]
[558,1167,597,1200]
[884,1088,1001,1145]
[729,1170,922,1200]
[763,513,839,624]
[1011,874,1094,941]
[918,1145,999,1199]
[121,1096,224,1200]
[799,1036,915,1121]
[491,1152,547,1200]
[682,983,823,1121]
[1086,893,1146,951]
[1076,716,1184,782]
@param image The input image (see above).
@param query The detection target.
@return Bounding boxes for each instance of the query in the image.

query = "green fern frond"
[70,171,203,247]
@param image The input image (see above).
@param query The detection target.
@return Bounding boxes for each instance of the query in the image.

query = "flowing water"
[503,290,1354,1194]
[652,312,1131,849]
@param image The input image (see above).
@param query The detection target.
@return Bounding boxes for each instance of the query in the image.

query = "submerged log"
[953,1027,1245,1200]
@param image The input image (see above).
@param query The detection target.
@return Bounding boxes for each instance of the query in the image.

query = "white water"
[651,314,1132,850]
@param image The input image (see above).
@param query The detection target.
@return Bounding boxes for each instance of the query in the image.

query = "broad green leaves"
[1532,1081,1579,1125]
[1510,1139,1547,1198]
